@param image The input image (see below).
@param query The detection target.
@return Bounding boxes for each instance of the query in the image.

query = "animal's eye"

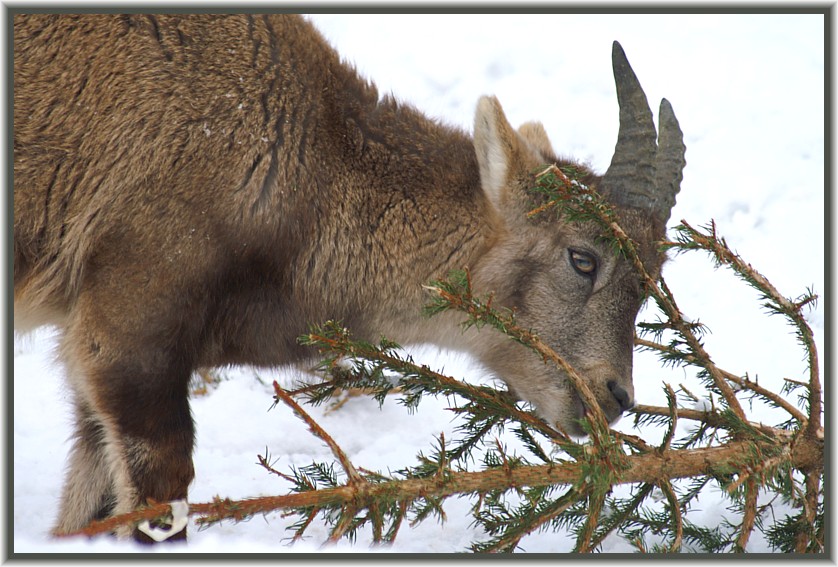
[569,250,597,276]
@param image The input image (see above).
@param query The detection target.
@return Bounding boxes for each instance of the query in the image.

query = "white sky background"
[11,12,827,555]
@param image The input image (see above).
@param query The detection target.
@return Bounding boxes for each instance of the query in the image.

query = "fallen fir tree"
[62,166,824,553]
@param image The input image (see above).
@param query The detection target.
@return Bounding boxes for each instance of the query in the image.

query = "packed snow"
[11,13,825,555]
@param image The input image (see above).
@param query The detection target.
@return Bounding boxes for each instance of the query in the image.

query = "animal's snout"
[607,380,634,413]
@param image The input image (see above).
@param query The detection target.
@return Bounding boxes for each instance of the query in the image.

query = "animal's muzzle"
[607,380,634,413]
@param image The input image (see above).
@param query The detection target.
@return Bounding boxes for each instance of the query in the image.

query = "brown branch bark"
[630,404,792,440]
[273,382,363,485]
[674,220,822,442]
[736,477,758,552]
[59,432,822,540]
[659,479,683,552]
[796,468,823,552]
[576,489,606,552]
[634,337,808,425]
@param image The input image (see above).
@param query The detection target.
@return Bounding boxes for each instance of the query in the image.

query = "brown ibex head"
[464,41,685,434]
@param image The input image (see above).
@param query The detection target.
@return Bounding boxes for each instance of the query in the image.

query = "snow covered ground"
[11,12,825,555]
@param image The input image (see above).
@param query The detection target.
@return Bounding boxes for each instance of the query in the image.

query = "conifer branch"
[299,322,573,447]
[273,382,363,486]
[634,336,807,425]
[658,479,683,552]
[58,432,820,541]
[653,277,749,424]
[631,403,790,441]
[473,486,579,553]
[664,220,821,440]
[660,384,678,451]
[587,483,655,551]
[735,477,758,552]
[797,469,823,552]
[576,488,606,552]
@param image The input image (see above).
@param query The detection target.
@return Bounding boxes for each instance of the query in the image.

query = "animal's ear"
[473,96,522,209]
[517,121,555,158]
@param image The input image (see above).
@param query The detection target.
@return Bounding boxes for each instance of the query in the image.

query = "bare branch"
[659,479,683,552]
[631,404,790,440]
[273,382,363,486]
[735,477,758,552]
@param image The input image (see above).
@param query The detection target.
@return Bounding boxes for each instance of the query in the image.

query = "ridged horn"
[653,98,686,221]
[600,41,685,225]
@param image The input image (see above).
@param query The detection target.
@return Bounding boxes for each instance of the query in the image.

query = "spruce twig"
[735,477,758,552]
[664,220,821,439]
[473,486,579,553]
[576,488,607,552]
[58,432,818,540]
[273,382,363,486]
[634,336,807,425]
[660,384,678,451]
[300,322,572,447]
[658,479,683,552]
[631,404,789,440]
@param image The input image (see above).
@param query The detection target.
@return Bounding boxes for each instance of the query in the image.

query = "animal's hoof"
[137,499,189,542]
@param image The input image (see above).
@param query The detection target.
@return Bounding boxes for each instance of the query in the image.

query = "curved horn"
[600,41,686,224]
[654,98,686,223]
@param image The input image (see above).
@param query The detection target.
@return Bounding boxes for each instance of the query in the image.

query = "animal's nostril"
[607,380,634,412]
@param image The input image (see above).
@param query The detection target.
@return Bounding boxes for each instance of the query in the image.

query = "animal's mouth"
[559,391,590,437]
[568,389,624,435]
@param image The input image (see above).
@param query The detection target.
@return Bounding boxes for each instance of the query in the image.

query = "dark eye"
[569,250,597,277]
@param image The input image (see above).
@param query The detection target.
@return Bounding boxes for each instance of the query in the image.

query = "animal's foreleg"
[56,320,197,543]
[93,364,196,543]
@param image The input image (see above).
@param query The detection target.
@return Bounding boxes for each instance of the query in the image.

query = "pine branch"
[273,383,363,486]
[652,277,749,424]
[631,404,792,440]
[299,322,569,446]
[659,384,678,451]
[588,483,655,550]
[797,469,823,552]
[472,486,579,553]
[634,336,807,425]
[658,479,683,552]
[58,430,820,541]
[735,477,758,552]
[664,220,821,440]
[575,488,607,552]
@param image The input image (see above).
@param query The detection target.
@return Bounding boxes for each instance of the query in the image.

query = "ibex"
[14,14,685,542]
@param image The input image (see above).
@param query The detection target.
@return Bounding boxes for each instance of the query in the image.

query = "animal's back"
[13,14,345,329]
